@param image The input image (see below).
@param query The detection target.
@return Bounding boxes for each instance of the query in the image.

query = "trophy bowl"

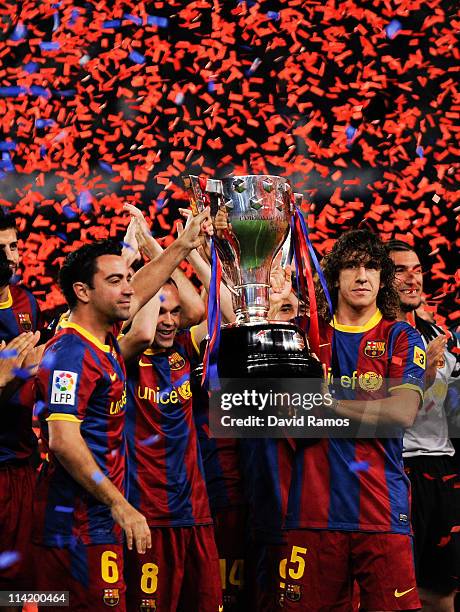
[183,174,323,381]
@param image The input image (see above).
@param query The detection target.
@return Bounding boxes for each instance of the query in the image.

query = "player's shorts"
[405,454,460,594]
[214,505,248,611]
[279,530,420,611]
[244,535,287,612]
[0,462,35,589]
[124,524,222,612]
[32,542,125,611]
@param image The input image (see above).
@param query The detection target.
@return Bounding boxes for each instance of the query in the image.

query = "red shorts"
[280,530,421,611]
[245,537,287,612]
[0,464,35,589]
[214,506,248,610]
[124,525,222,612]
[32,543,125,611]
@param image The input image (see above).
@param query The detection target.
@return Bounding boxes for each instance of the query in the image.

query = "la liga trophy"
[183,174,323,382]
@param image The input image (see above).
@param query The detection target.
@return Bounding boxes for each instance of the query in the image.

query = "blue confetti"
[139,434,160,446]
[69,9,80,25]
[10,23,27,41]
[24,62,39,73]
[121,240,135,251]
[156,198,166,210]
[39,41,61,51]
[159,294,166,303]
[91,471,105,484]
[77,190,92,213]
[54,505,74,513]
[29,85,51,98]
[175,92,184,105]
[346,126,357,141]
[63,205,78,219]
[247,58,262,75]
[348,461,370,473]
[266,11,280,20]
[35,118,55,129]
[146,15,169,28]
[416,146,424,158]
[12,367,32,380]
[0,155,14,172]
[52,89,76,98]
[208,81,216,93]
[0,86,26,97]
[34,401,47,417]
[53,12,60,32]
[0,349,18,359]
[0,551,21,570]
[40,145,47,158]
[0,141,17,151]
[129,51,146,65]
[98,160,114,174]
[103,19,122,29]
[385,19,402,39]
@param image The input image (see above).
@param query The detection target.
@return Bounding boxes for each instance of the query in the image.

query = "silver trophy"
[183,174,322,379]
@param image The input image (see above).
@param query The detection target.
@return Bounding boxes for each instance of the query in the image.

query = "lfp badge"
[51,371,78,405]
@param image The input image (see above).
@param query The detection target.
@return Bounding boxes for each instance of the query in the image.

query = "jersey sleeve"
[388,323,425,398]
[189,325,202,357]
[179,328,200,367]
[37,336,99,424]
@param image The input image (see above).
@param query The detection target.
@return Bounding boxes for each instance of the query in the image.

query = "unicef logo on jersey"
[51,370,78,405]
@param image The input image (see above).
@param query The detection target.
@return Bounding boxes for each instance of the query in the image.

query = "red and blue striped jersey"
[286,310,425,534]
[240,437,295,544]
[0,284,42,463]
[34,321,127,546]
[125,330,212,527]
[193,380,246,513]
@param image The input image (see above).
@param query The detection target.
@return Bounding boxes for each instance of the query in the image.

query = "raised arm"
[124,204,205,327]
[127,207,212,319]
[118,293,160,362]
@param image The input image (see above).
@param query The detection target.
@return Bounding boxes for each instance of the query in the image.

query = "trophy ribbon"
[291,208,320,357]
[202,237,222,391]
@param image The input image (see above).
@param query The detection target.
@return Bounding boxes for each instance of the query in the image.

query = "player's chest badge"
[168,351,186,371]
[102,588,120,606]
[364,340,386,358]
[18,312,32,331]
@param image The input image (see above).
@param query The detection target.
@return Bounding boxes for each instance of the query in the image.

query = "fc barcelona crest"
[168,351,186,371]
[286,583,302,602]
[140,599,157,611]
[18,312,32,331]
[103,588,120,606]
[364,340,386,358]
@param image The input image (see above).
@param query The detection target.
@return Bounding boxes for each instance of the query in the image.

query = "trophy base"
[199,322,323,379]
